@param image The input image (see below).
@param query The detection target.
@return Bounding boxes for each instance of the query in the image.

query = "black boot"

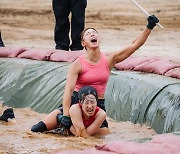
[31,121,48,132]
[0,108,15,122]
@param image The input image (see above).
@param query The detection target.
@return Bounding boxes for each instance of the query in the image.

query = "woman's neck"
[85,48,101,63]
[83,113,90,120]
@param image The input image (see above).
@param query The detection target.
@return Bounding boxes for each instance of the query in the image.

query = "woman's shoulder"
[70,58,82,70]
[69,103,81,114]
[70,103,80,109]
[96,107,106,117]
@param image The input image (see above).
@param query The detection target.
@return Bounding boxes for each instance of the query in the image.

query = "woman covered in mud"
[67,86,107,137]
[31,15,159,137]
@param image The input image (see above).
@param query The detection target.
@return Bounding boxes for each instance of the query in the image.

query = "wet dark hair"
[78,86,98,102]
[80,28,98,41]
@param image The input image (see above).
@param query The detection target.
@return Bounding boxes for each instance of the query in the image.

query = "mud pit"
[0,104,156,153]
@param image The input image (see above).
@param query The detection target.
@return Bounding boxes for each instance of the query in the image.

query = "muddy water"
[0,103,156,153]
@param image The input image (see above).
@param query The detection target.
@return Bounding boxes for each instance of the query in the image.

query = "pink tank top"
[75,53,110,95]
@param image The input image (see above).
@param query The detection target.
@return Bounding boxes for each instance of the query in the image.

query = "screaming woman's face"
[81,28,100,49]
[81,94,97,117]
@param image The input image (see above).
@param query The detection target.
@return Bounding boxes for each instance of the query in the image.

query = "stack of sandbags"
[0,47,84,62]
[115,56,180,79]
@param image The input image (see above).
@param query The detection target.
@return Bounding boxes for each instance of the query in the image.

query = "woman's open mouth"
[91,38,97,43]
[87,108,94,115]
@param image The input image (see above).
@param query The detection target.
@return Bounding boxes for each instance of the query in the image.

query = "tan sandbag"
[57,133,180,154]
[49,50,85,62]
[114,56,159,70]
[133,59,179,75]
[96,134,180,154]
[17,49,55,61]
[164,67,180,79]
[0,47,26,58]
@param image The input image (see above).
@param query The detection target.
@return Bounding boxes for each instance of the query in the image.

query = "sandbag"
[96,133,180,154]
[57,133,180,154]
[114,56,180,78]
[17,49,55,61]
[114,56,159,70]
[133,59,179,75]
[0,47,26,58]
[165,67,180,79]
[49,50,85,62]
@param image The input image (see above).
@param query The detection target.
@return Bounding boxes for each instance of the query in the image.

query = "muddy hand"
[56,125,69,136]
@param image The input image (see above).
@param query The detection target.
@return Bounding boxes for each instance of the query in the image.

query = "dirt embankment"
[1,0,180,59]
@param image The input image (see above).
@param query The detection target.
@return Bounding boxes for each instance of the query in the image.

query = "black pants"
[59,91,108,128]
[52,0,87,51]
[0,31,5,47]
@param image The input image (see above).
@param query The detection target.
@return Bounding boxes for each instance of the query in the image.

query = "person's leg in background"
[52,0,70,51]
[0,31,5,47]
[70,0,87,51]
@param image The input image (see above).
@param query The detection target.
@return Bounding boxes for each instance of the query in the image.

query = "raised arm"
[107,15,159,69]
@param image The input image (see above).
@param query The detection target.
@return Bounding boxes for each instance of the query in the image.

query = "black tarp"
[105,70,180,133]
[0,58,69,113]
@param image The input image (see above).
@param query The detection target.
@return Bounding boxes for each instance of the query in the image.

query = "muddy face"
[81,94,97,117]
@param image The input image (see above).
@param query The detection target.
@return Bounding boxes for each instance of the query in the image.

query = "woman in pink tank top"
[31,15,159,137]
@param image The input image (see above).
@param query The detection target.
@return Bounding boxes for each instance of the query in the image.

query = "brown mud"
[0,104,156,153]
